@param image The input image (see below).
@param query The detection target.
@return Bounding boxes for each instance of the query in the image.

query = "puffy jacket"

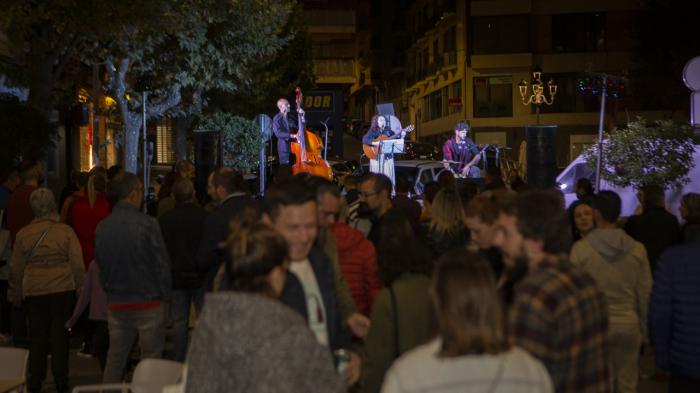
[649,239,700,377]
[330,223,382,316]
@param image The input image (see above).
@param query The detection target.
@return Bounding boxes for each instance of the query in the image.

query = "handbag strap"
[27,226,51,261]
[389,285,400,359]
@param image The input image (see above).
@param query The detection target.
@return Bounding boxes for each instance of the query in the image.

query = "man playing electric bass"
[442,120,482,178]
[272,98,304,165]
[362,115,410,186]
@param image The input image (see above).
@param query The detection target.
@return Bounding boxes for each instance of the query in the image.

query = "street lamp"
[518,67,557,125]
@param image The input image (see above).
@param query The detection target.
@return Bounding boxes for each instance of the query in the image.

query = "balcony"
[305,10,356,34]
[314,59,356,84]
[441,51,457,69]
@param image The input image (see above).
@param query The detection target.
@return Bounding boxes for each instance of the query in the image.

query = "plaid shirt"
[508,258,610,393]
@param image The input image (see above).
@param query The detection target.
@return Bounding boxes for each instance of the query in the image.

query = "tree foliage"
[0,95,56,169]
[584,118,695,189]
[74,0,296,172]
[199,113,263,171]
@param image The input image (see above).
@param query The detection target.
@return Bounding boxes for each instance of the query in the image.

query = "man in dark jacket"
[360,173,409,248]
[265,180,361,386]
[649,238,700,391]
[95,172,171,383]
[158,178,207,362]
[625,184,679,271]
[196,167,256,289]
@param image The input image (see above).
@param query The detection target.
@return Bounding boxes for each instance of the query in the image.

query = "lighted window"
[156,119,175,164]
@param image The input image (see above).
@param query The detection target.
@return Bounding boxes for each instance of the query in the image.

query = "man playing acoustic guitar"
[362,115,408,186]
[442,120,481,178]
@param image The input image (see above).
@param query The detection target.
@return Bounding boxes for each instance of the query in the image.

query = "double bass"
[290,86,333,180]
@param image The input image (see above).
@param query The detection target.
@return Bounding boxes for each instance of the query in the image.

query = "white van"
[556,145,700,219]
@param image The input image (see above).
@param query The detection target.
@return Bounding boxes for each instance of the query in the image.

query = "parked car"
[395,141,441,161]
[556,145,700,218]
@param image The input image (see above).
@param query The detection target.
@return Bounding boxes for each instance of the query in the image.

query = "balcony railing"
[441,51,457,68]
[305,10,356,33]
[314,59,355,78]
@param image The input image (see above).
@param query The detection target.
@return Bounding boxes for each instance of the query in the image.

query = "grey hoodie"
[571,228,652,336]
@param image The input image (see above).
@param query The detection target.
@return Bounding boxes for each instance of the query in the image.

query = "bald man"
[272,98,304,166]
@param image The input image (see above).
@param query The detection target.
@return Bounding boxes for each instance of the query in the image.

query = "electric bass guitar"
[362,125,415,160]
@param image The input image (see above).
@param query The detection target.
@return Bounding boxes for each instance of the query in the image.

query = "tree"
[0,0,104,119]
[584,118,695,189]
[87,0,294,173]
[0,94,56,169]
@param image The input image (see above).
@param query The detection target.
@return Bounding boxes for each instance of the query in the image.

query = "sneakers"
[76,342,94,358]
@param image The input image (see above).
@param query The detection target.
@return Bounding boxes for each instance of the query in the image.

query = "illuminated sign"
[303,92,334,112]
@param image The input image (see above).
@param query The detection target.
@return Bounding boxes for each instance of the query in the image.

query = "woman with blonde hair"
[381,250,552,393]
[421,188,469,259]
[186,221,343,393]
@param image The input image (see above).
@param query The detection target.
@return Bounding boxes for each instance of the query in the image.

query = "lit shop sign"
[304,92,334,111]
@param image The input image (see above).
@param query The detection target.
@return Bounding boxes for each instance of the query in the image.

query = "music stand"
[376,139,405,176]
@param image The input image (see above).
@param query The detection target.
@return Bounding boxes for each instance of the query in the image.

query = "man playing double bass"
[442,120,481,178]
[273,98,304,165]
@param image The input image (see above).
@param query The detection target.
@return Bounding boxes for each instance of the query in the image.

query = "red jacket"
[71,192,110,269]
[6,184,37,245]
[330,223,383,316]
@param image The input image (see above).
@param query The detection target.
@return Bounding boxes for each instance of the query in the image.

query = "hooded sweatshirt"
[570,228,652,337]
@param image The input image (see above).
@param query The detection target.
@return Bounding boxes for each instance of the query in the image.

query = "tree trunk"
[122,115,142,174]
[92,64,101,167]
[27,36,56,122]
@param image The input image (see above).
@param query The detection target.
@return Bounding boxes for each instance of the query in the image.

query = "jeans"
[24,291,75,393]
[171,288,204,362]
[92,320,109,371]
[103,304,166,383]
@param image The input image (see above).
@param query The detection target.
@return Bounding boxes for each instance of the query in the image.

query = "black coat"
[196,194,258,289]
[624,206,680,271]
[159,202,208,290]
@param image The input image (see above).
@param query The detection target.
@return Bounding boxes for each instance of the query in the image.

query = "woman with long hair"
[186,222,343,393]
[362,212,435,393]
[569,200,595,241]
[421,188,470,259]
[381,250,552,393]
[362,115,404,186]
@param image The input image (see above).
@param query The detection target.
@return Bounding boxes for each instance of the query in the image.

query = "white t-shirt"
[289,259,330,347]
[381,339,553,393]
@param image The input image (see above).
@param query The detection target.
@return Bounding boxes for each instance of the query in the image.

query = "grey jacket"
[94,202,171,303]
[571,228,652,338]
[186,292,344,393]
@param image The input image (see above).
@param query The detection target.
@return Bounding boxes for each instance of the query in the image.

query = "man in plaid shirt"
[493,190,610,392]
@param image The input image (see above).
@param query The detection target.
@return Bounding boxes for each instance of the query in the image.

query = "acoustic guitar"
[363,125,415,160]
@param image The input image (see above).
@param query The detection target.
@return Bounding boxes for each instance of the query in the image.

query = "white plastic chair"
[72,358,184,393]
[0,347,29,393]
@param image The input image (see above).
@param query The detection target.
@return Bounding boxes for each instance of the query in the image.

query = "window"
[473,76,513,118]
[472,15,530,54]
[430,89,442,121]
[449,81,462,115]
[432,40,439,64]
[537,73,603,114]
[156,119,175,164]
[552,13,606,53]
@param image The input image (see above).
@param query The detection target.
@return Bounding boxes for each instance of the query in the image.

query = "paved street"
[2,336,668,392]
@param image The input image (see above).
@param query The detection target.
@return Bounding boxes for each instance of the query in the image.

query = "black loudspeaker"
[525,125,558,189]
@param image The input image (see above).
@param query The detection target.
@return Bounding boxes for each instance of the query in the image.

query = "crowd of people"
[1,158,699,393]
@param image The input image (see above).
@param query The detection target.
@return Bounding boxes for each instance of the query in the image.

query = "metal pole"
[142,92,148,211]
[259,146,266,196]
[595,75,607,193]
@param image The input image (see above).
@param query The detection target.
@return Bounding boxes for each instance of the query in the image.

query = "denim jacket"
[95,202,172,303]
